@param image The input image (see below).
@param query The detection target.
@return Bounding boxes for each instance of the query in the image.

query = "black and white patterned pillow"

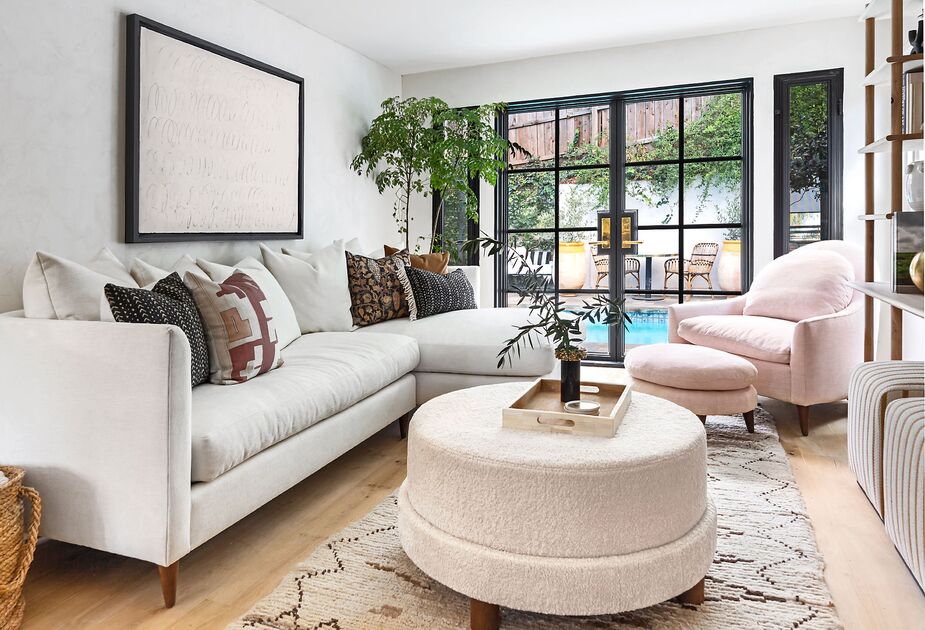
[398,266,477,320]
[104,272,210,386]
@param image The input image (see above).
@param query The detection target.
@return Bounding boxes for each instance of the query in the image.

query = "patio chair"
[663,242,718,290]
[593,255,640,288]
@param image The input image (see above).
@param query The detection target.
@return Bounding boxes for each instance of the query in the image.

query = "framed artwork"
[597,209,638,255]
[125,14,304,243]
[893,211,924,293]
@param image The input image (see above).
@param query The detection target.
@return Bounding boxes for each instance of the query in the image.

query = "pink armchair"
[667,241,864,436]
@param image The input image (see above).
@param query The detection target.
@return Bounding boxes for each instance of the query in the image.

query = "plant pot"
[558,242,587,290]
[560,360,581,403]
[717,240,741,291]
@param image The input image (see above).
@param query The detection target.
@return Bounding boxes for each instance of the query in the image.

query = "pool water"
[585,310,669,346]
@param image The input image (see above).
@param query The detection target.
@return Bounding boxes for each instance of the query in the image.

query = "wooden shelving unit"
[861,0,924,361]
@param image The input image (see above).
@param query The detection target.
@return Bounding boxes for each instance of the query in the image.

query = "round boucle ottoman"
[398,383,715,629]
[624,343,758,432]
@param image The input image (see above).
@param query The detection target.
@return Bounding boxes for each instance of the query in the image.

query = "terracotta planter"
[558,242,587,290]
[717,240,741,292]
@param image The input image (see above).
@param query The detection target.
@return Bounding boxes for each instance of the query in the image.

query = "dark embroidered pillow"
[104,273,210,386]
[399,266,476,320]
[345,250,411,326]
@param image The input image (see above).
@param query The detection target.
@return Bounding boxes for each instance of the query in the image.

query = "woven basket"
[0,466,41,629]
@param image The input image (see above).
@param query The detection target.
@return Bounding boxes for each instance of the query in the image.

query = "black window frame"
[495,79,754,364]
[433,178,480,266]
[773,68,844,258]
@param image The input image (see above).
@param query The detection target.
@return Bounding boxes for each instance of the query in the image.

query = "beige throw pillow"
[129,255,203,286]
[184,270,283,385]
[23,248,137,320]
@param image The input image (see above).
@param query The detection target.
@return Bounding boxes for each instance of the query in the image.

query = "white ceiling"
[257,0,860,75]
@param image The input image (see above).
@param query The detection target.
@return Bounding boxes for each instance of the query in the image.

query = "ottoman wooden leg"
[470,598,500,630]
[743,410,755,433]
[675,577,705,605]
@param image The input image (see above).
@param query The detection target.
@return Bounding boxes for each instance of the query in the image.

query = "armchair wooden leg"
[398,411,412,439]
[743,410,755,433]
[157,561,179,608]
[796,405,810,436]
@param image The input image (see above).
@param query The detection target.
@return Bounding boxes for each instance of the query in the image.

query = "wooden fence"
[508,97,711,167]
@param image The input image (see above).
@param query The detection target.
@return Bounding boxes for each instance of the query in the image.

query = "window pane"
[625,99,679,162]
[683,161,742,225]
[786,82,829,252]
[558,230,596,291]
[632,229,680,292]
[506,232,554,299]
[683,93,742,158]
[626,164,680,226]
[508,171,554,230]
[559,168,608,229]
[622,295,674,350]
[559,106,609,167]
[508,111,555,169]
[681,233,742,292]
[440,187,471,265]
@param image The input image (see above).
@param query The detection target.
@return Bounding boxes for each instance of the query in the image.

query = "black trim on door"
[773,68,844,258]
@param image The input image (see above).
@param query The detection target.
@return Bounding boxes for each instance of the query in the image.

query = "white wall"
[0,0,401,312]
[403,16,923,360]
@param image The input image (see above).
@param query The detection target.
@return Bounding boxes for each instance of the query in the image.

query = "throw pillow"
[260,242,354,333]
[383,245,449,274]
[398,266,477,320]
[744,250,854,322]
[196,256,300,349]
[184,270,283,385]
[104,273,210,387]
[345,250,411,326]
[23,248,137,320]
[130,255,203,287]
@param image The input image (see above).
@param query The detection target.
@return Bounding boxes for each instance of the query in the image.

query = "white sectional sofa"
[0,266,554,607]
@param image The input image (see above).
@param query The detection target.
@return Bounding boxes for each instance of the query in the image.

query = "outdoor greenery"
[787,83,829,213]
[464,235,628,366]
[351,96,510,252]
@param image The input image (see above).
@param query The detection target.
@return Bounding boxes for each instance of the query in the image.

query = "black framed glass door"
[496,80,752,363]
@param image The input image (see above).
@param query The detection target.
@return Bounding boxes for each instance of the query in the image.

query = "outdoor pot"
[717,240,741,291]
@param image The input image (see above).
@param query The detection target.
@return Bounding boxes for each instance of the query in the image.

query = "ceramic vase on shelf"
[911,252,925,293]
[717,240,742,291]
[905,161,924,211]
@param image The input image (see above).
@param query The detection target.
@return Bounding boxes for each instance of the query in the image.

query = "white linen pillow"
[744,250,854,322]
[130,254,202,286]
[23,248,137,320]
[260,242,353,333]
[196,256,301,349]
[281,237,363,257]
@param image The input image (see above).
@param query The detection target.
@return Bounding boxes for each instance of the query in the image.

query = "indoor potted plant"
[351,96,511,253]
[465,236,628,403]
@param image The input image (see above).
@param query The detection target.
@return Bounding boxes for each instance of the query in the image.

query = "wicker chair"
[663,242,718,290]
[593,255,640,289]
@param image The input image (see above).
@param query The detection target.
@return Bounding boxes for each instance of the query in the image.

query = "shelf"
[858,132,924,153]
[857,213,896,220]
[850,282,924,318]
[862,54,924,86]
[859,0,921,20]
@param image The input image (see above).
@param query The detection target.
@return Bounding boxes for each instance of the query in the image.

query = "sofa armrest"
[0,316,192,566]
[667,295,746,342]
[790,299,865,405]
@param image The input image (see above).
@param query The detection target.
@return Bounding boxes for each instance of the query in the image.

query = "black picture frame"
[125,14,305,243]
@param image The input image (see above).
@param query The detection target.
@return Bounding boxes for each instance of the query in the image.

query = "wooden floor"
[21,369,925,629]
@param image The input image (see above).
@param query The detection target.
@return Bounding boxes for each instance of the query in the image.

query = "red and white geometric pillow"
[184,270,283,385]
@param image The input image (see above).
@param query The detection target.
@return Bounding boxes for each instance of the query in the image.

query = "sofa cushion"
[356,308,554,376]
[190,331,419,482]
[677,315,795,364]
[744,250,854,322]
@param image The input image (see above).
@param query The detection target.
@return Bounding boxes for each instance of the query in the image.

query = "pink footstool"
[625,343,758,432]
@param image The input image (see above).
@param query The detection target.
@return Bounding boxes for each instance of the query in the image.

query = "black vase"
[560,360,581,403]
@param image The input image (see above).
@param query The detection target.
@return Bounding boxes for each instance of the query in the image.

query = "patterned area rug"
[230,408,842,629]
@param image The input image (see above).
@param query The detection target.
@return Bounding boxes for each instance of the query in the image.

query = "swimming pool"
[585,310,669,346]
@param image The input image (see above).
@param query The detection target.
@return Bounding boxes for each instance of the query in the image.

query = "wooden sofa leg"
[398,412,412,440]
[743,410,755,433]
[796,405,810,436]
[158,561,179,608]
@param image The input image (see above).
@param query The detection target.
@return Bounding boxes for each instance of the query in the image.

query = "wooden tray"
[502,378,632,437]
